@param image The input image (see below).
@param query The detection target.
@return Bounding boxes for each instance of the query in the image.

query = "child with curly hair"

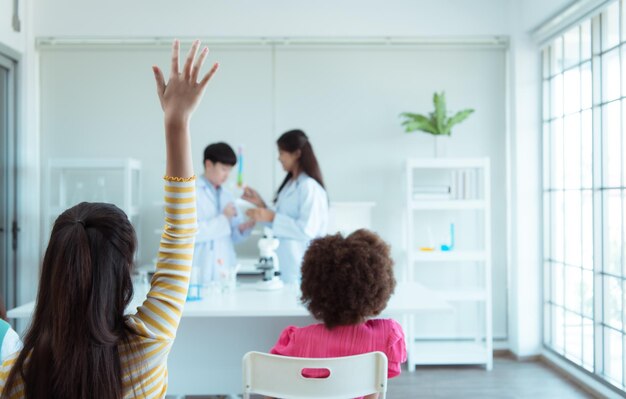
[270,229,407,395]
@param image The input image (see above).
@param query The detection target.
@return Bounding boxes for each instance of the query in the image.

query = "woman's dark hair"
[203,142,237,166]
[300,229,396,329]
[3,202,137,399]
[275,129,325,202]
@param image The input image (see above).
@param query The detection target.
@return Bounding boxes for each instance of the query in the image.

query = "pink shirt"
[270,318,407,378]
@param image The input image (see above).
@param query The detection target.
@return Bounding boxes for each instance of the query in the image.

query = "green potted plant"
[400,91,474,157]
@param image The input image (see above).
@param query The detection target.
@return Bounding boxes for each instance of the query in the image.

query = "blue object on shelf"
[186,284,202,301]
[440,223,455,251]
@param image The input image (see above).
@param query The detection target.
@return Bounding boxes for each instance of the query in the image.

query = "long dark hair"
[275,129,325,202]
[3,202,137,399]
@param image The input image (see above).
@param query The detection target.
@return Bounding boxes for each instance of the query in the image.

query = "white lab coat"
[193,176,251,284]
[271,173,328,283]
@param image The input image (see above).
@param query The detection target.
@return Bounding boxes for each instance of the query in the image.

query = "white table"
[8,282,449,395]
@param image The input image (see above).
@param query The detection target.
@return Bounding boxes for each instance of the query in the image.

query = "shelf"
[405,157,492,368]
[412,250,486,262]
[410,200,485,210]
[409,341,490,366]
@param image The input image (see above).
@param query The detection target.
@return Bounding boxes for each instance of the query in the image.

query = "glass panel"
[583,269,594,316]
[623,46,626,99]
[621,190,626,277]
[602,48,621,102]
[544,260,552,301]
[564,67,582,114]
[543,191,552,260]
[604,276,623,329]
[603,2,620,51]
[552,74,564,118]
[541,47,550,79]
[554,262,565,305]
[564,191,582,267]
[545,303,552,346]
[565,265,582,313]
[605,190,622,275]
[593,56,602,106]
[581,61,593,110]
[553,119,564,189]
[552,191,565,262]
[604,328,623,384]
[582,317,594,371]
[623,0,626,42]
[564,26,581,69]
[581,20,592,61]
[594,15,602,56]
[564,113,582,189]
[554,304,565,351]
[605,102,622,187]
[541,80,550,121]
[582,190,594,269]
[623,101,626,186]
[552,36,564,76]
[565,311,583,362]
[581,109,593,188]
[542,122,552,189]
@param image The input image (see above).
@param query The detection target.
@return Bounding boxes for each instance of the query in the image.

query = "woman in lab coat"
[244,129,328,284]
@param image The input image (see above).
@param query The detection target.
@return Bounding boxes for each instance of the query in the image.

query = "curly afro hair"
[300,229,396,329]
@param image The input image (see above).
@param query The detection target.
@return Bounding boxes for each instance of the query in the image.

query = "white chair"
[242,351,388,399]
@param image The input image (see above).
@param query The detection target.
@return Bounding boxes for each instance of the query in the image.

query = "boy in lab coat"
[193,142,254,285]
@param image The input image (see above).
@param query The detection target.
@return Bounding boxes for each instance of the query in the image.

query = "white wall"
[34,0,510,37]
[505,0,577,357]
[0,0,41,306]
[0,0,25,51]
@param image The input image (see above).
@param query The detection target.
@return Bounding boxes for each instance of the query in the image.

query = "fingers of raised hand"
[191,47,209,82]
[152,66,166,97]
[200,62,219,89]
[170,39,180,76]
[183,40,201,80]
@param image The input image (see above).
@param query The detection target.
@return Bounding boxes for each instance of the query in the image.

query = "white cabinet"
[44,158,141,243]
[404,158,492,370]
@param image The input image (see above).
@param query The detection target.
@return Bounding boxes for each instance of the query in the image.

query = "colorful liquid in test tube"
[237,146,243,188]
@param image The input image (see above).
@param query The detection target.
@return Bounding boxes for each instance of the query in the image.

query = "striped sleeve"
[0,354,19,397]
[126,177,197,341]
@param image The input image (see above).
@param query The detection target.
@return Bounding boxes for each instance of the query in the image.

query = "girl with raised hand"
[0,39,218,399]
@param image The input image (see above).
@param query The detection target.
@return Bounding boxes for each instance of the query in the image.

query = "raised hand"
[152,39,219,179]
[152,39,219,125]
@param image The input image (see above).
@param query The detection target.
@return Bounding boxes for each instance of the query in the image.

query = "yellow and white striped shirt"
[0,177,197,398]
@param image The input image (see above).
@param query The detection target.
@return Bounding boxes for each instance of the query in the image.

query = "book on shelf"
[412,185,451,200]
[451,170,478,200]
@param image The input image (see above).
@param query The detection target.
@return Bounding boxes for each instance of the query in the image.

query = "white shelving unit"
[405,157,492,370]
[45,158,141,244]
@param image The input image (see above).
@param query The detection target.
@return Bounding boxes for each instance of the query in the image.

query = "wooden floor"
[182,356,598,398]
[387,357,594,398]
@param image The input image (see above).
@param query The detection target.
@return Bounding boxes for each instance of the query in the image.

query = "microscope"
[255,228,283,290]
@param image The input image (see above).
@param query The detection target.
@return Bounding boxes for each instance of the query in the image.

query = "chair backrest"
[242,351,388,399]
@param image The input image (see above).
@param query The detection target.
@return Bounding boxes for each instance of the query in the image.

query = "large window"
[543,0,626,391]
